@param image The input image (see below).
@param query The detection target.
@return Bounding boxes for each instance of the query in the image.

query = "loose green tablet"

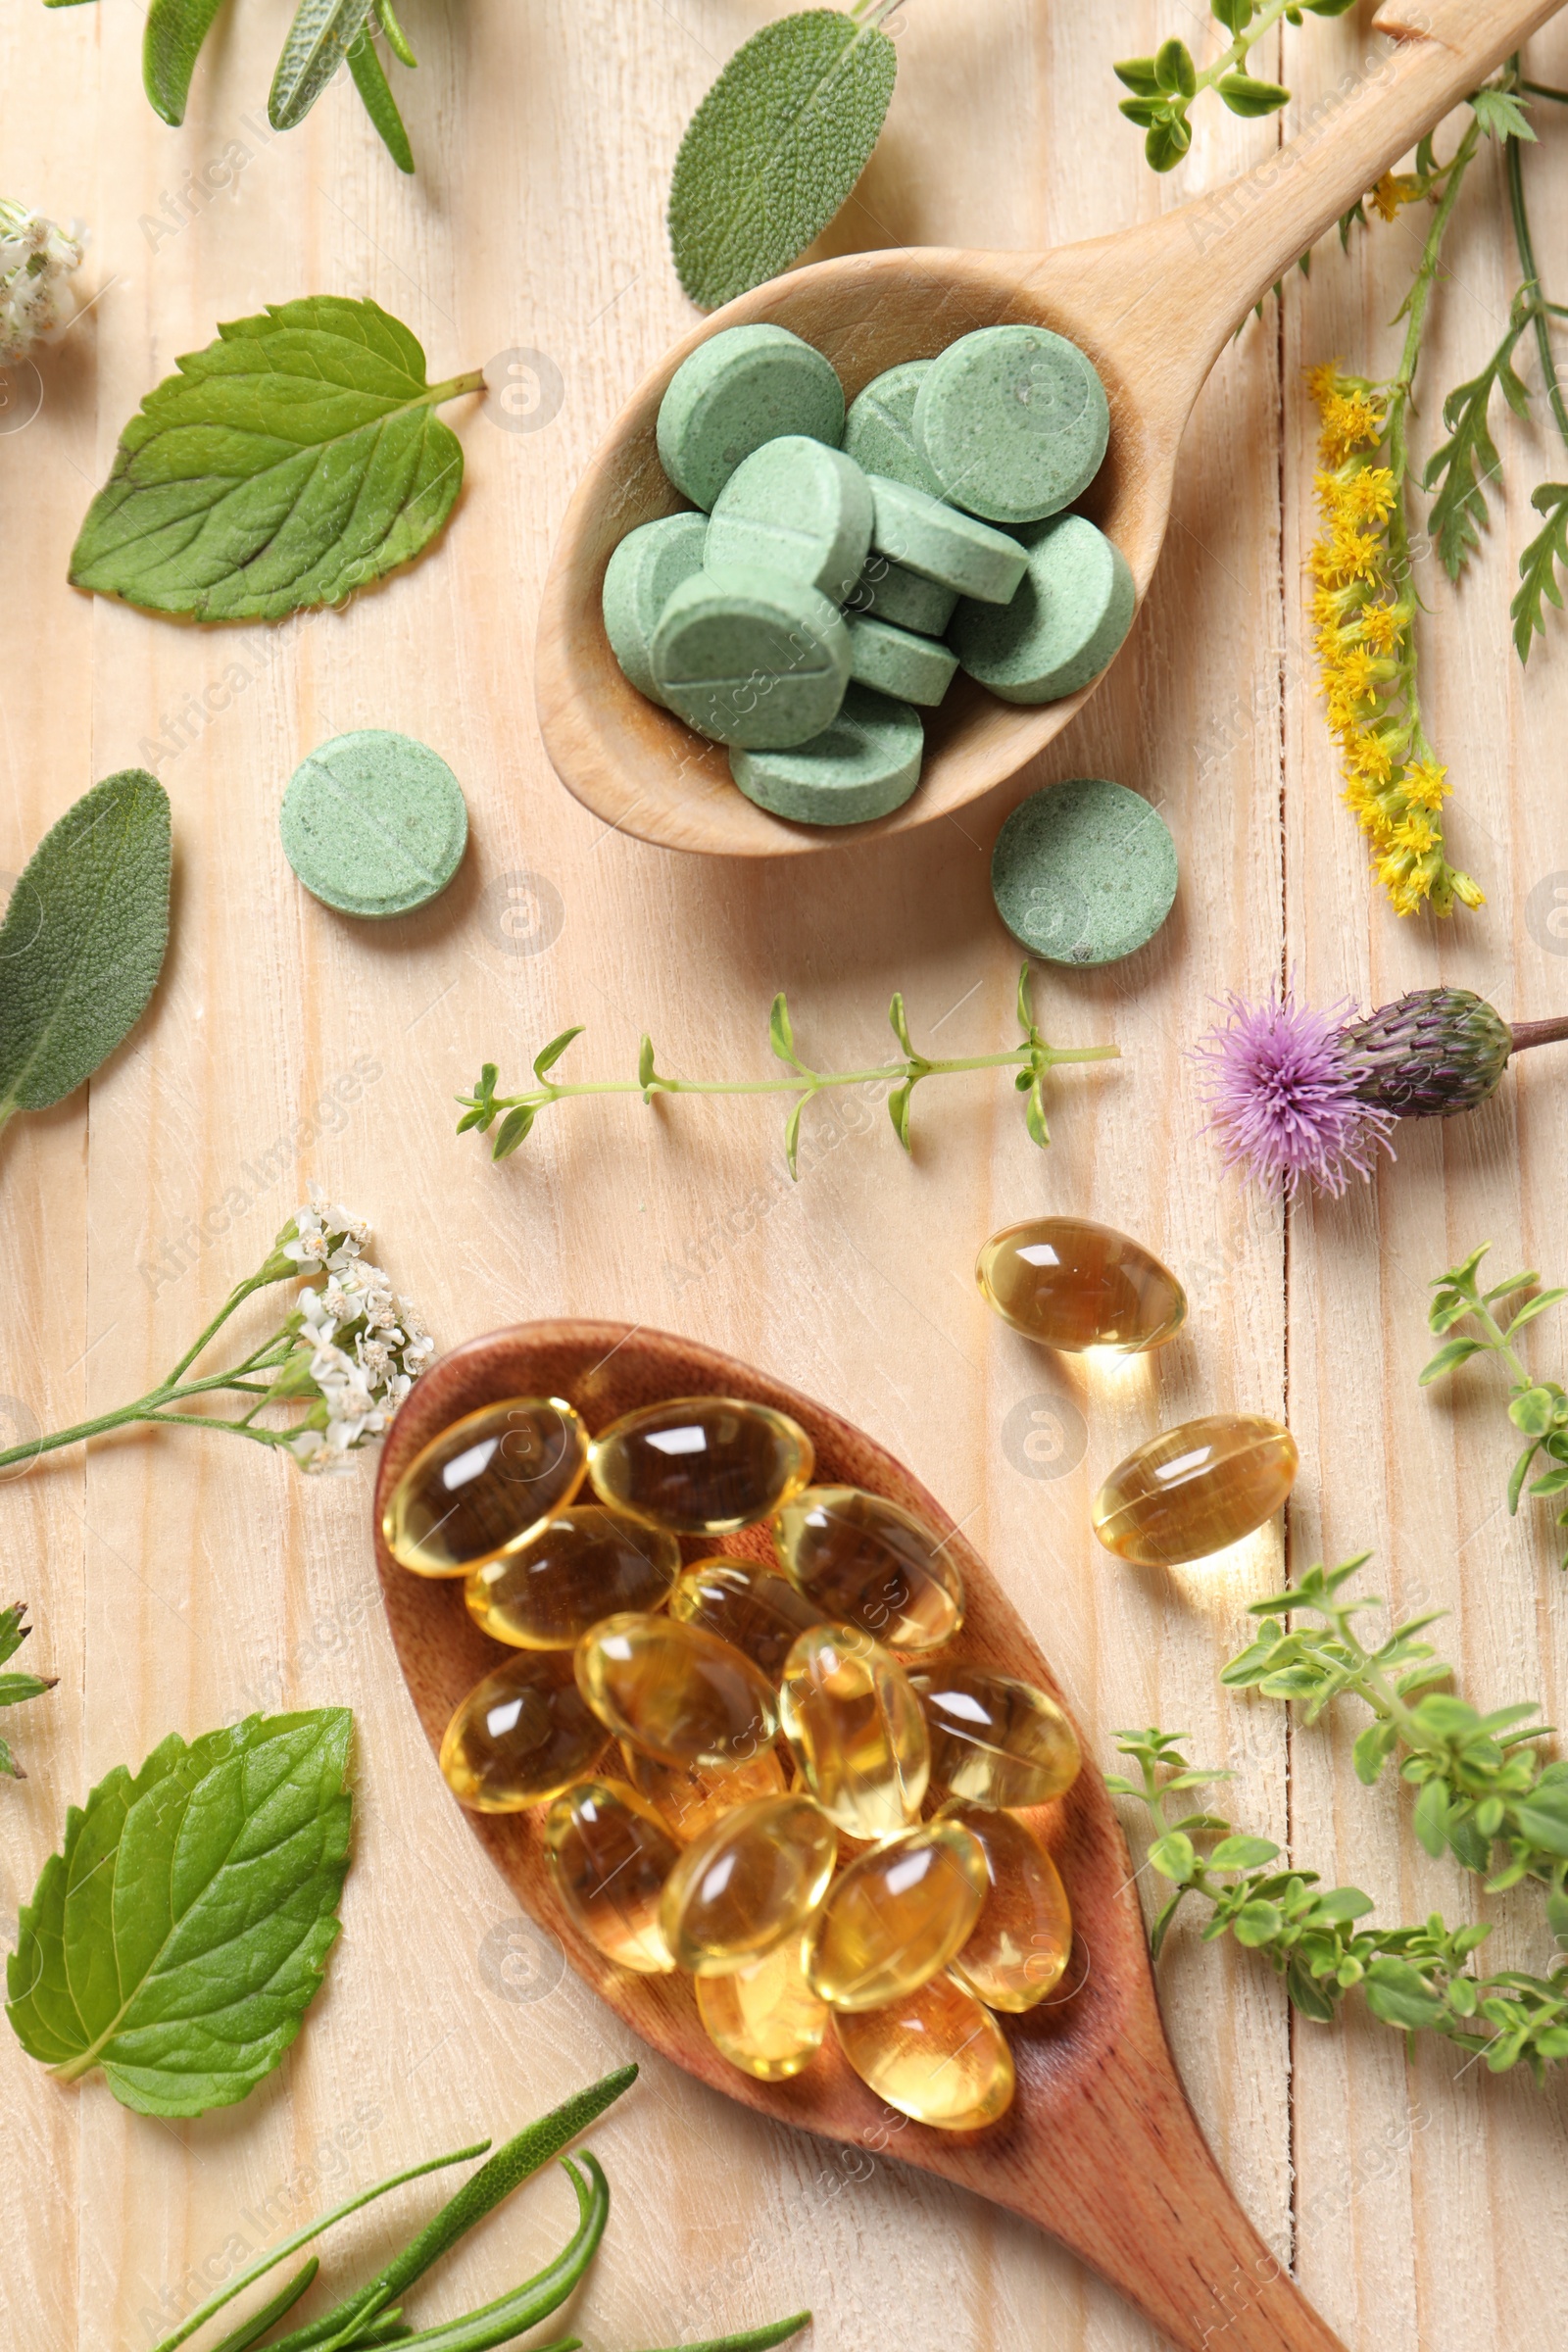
[706,437,873,602]
[991,778,1176,965]
[846,613,957,709]
[602,512,708,703]
[866,474,1026,605]
[844,361,943,497]
[730,684,923,826]
[280,730,467,918]
[650,564,850,749]
[852,556,956,636]
[656,325,846,511]
[952,513,1134,704]
[914,325,1109,525]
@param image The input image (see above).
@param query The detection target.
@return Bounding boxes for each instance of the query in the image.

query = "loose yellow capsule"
[669,1558,827,1682]
[806,1821,987,2011]
[976,1216,1186,1354]
[772,1486,963,1655]
[575,1613,778,1770]
[439,1652,607,1812]
[944,1804,1073,2011]
[588,1396,813,1536]
[544,1777,681,1973]
[1092,1413,1298,1567]
[466,1505,680,1648]
[778,1625,929,1839]
[659,1792,836,1976]
[383,1397,588,1576]
[618,1741,787,1844]
[697,1934,829,2081]
[909,1664,1080,1808]
[833,1973,1015,2130]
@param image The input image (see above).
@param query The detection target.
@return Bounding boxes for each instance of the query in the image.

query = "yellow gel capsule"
[383,1397,588,1576]
[669,1558,827,1682]
[544,1776,681,1973]
[807,1821,987,2011]
[588,1395,813,1536]
[659,1792,837,1976]
[697,1934,829,2081]
[466,1505,680,1648]
[945,1803,1072,2011]
[575,1612,778,1769]
[1092,1413,1298,1567]
[439,1652,608,1812]
[976,1216,1186,1354]
[833,1973,1015,2130]
[909,1664,1080,1808]
[772,1486,963,1655]
[778,1624,929,1839]
[618,1741,787,1843]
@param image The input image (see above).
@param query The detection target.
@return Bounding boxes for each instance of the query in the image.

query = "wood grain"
[0,3,1564,2351]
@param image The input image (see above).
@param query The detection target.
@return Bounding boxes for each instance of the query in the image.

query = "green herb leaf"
[782,1098,804,1182]
[6,1708,353,2117]
[1419,1335,1486,1384]
[1232,1898,1283,1947]
[0,1603,55,1782]
[1144,115,1192,170]
[1506,1287,1568,1335]
[1112,56,1161,96]
[634,2321,810,2352]
[1211,0,1254,31]
[1352,1719,1397,1785]
[1209,1834,1280,1869]
[1470,84,1535,142]
[1118,95,1164,130]
[1023,1072,1049,1150]
[1413,1775,1450,1858]
[142,0,230,124]
[1154,38,1197,98]
[493,1105,534,1159]
[1216,72,1291,118]
[347,29,416,172]
[1510,1385,1561,1436]
[1424,322,1530,581]
[1149,1830,1197,1883]
[1512,479,1568,662]
[886,1078,913,1153]
[533,1026,585,1082]
[1363,1957,1447,2031]
[377,0,416,69]
[888,990,915,1058]
[768,993,800,1069]
[0,770,172,1133]
[667,9,898,311]
[70,300,478,621]
[270,0,376,129]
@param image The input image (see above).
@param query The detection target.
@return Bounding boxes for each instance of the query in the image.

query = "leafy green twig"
[1113,0,1356,175]
[1503,72,1568,660]
[0,1187,431,1478]
[0,1603,55,1781]
[461,965,1117,1178]
[1421,1241,1568,1568]
[1220,1555,1568,1923]
[1108,1729,1568,2077]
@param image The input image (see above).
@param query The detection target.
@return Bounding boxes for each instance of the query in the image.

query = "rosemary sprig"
[460,965,1118,1177]
[1108,1729,1568,2078]
[0,1602,56,1780]
[1420,1242,1568,1568]
[1220,1555,1568,1925]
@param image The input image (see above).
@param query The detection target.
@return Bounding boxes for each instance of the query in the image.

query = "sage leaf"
[270,0,377,130]
[143,0,231,124]
[668,8,898,311]
[70,299,482,621]
[0,769,172,1133]
[6,1707,353,2117]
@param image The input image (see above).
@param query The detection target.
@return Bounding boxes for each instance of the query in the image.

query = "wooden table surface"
[5,4,1568,2348]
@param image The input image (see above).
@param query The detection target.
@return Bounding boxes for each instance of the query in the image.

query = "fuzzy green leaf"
[1352,1719,1397,1785]
[1512,479,1568,662]
[1232,1898,1283,1947]
[70,299,473,621]
[1419,1336,1486,1384]
[0,770,172,1126]
[1510,1385,1561,1437]
[1209,1835,1280,1869]
[1364,1957,1447,2031]
[142,0,230,124]
[1413,1776,1450,1858]
[270,0,376,129]
[7,1709,352,2116]
[1216,72,1291,118]
[667,10,897,312]
[347,28,415,172]
[1424,324,1530,581]
[1149,1831,1197,1884]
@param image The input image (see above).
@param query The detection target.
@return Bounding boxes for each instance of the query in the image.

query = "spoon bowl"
[376,1319,1348,2352]
[534,0,1557,858]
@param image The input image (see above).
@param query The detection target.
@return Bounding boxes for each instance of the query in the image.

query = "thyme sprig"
[1113,0,1357,174]
[460,965,1119,1178]
[1420,1242,1568,1568]
[1220,1556,1568,1925]
[1108,1730,1568,2077]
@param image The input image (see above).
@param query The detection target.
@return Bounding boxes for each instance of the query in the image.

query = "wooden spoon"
[534,0,1559,859]
[375,1320,1345,2352]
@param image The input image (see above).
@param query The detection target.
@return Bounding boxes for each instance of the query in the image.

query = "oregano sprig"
[1420,1242,1568,1567]
[1113,0,1356,175]
[460,964,1118,1177]
[1107,1730,1568,2077]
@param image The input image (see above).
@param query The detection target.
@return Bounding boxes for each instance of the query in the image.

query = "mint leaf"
[270,0,377,130]
[142,0,231,123]
[0,770,171,1130]
[70,299,480,621]
[668,9,898,311]
[6,1707,353,2116]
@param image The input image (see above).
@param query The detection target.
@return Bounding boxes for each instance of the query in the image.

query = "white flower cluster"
[282,1185,434,1473]
[0,202,84,368]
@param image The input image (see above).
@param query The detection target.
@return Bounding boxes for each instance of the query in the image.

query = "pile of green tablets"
[602,321,1133,828]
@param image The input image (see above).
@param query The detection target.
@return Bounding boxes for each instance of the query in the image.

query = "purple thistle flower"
[1194,990,1396,1198]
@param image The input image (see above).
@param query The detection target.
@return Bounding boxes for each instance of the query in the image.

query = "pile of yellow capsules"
[382,1391,1082,2132]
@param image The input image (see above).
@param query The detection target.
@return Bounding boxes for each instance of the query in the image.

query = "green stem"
[1190,0,1295,107]
[426,368,487,404]
[0,1364,303,1470]
[505,1043,1119,1115]
[164,1268,283,1386]
[1504,101,1568,452]
[1522,79,1568,103]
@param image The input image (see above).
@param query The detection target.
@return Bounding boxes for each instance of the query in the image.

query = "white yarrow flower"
[282,1188,433,1472]
[0,201,84,368]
